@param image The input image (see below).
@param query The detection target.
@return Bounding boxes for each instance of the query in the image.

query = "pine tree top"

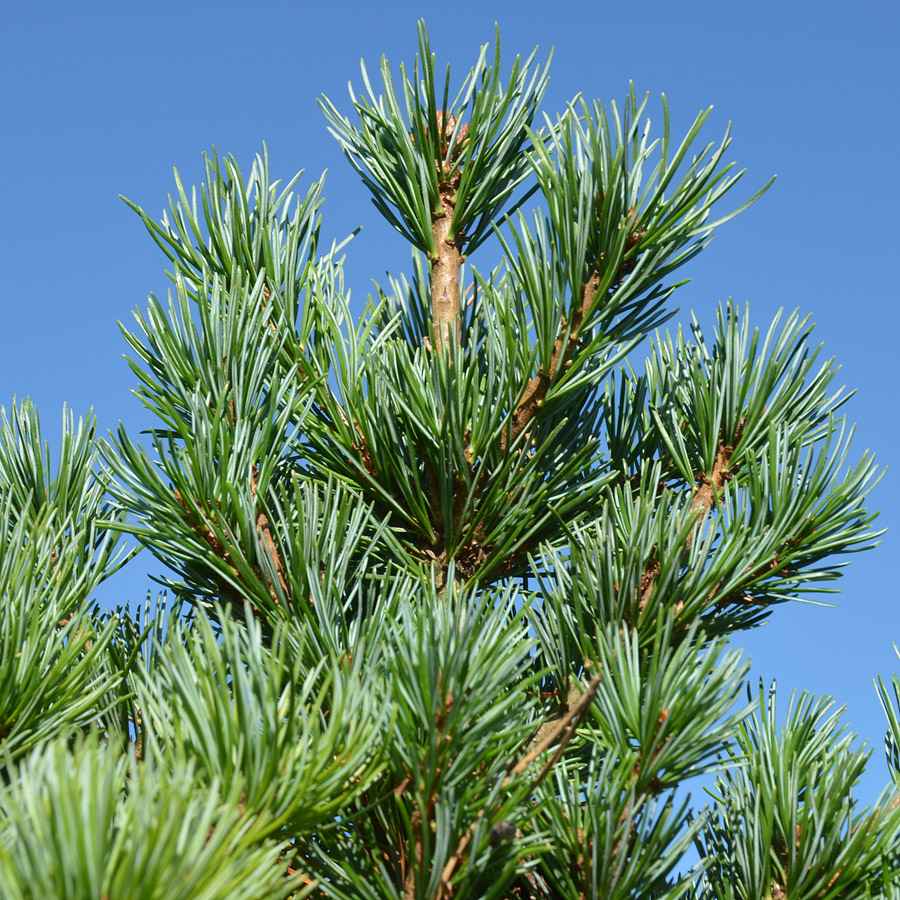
[0,20,896,900]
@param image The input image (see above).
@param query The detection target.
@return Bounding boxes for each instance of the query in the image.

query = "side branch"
[502,270,602,453]
[435,674,602,900]
[251,464,290,605]
[690,442,733,518]
[513,673,602,786]
[173,488,265,620]
[687,417,745,551]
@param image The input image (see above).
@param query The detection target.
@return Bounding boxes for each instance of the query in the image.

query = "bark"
[502,270,602,453]
[431,208,462,352]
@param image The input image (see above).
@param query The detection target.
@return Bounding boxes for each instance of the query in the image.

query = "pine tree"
[1,22,898,900]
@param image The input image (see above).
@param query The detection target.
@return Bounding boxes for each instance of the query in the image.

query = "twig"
[501,270,602,453]
[435,674,602,900]
[512,673,602,788]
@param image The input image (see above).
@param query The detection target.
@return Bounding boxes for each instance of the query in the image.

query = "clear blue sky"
[2,0,898,801]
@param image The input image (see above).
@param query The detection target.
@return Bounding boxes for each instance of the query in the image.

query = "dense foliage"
[1,22,898,900]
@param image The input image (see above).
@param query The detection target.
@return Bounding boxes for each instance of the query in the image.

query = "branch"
[513,673,602,788]
[689,441,733,518]
[427,112,468,352]
[435,674,602,900]
[172,488,271,622]
[686,416,745,551]
[431,210,462,352]
[404,808,425,900]
[251,464,290,605]
[502,269,602,453]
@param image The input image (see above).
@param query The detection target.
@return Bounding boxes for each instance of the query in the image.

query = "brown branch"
[261,283,276,335]
[174,489,241,583]
[502,270,602,453]
[403,807,424,900]
[350,422,377,478]
[435,674,602,900]
[501,211,648,456]
[255,509,288,602]
[251,464,290,606]
[431,210,462,352]
[172,489,266,621]
[515,673,602,789]
[420,112,467,354]
[638,556,661,615]
[133,707,143,761]
[515,678,587,779]
[685,420,745,553]
[689,441,733,518]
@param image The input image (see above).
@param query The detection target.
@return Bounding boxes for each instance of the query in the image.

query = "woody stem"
[431,209,461,352]
[501,269,602,453]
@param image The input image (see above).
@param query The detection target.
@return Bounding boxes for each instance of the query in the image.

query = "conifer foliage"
[1,22,898,900]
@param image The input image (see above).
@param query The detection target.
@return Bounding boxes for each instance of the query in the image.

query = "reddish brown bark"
[502,270,602,453]
[431,211,462,352]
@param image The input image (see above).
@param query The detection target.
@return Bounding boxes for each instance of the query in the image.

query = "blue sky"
[2,1,898,801]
